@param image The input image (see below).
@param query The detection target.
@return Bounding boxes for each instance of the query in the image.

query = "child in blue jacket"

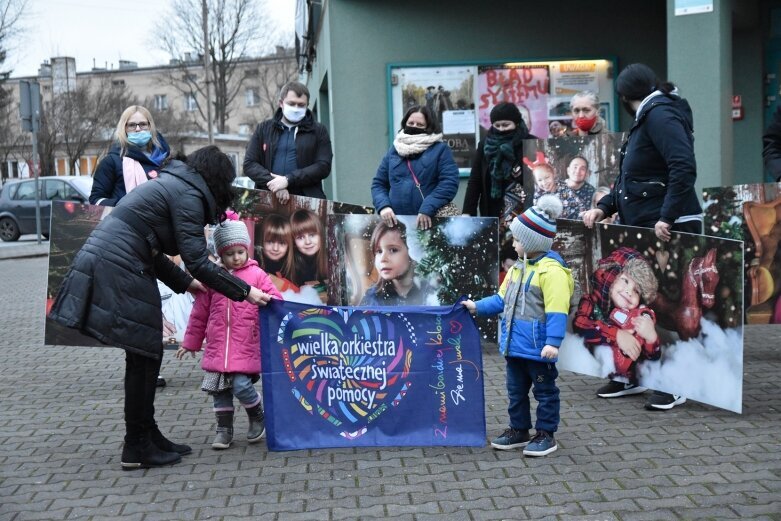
[463,195,573,456]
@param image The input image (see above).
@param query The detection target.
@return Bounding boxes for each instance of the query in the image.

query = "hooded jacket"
[597,93,702,228]
[371,140,459,217]
[49,160,250,359]
[90,133,171,206]
[474,251,574,362]
[182,258,282,374]
[242,108,333,199]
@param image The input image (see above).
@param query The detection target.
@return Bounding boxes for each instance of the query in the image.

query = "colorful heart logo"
[276,308,415,439]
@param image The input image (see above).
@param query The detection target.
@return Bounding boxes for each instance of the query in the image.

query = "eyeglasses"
[126,122,150,131]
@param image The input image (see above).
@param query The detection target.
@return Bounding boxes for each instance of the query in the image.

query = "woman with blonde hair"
[90,105,172,206]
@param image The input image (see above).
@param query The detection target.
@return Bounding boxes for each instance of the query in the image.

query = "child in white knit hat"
[176,216,282,450]
[463,194,574,457]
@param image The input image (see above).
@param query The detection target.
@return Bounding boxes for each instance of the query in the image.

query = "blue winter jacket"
[371,141,459,216]
[89,133,171,206]
[474,251,574,362]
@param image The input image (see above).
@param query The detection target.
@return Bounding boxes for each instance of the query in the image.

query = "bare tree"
[144,96,200,155]
[255,51,297,117]
[0,0,28,178]
[37,77,135,174]
[156,0,289,134]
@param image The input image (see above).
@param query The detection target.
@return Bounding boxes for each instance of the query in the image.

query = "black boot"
[212,411,234,450]
[246,403,266,443]
[149,425,192,456]
[121,435,181,470]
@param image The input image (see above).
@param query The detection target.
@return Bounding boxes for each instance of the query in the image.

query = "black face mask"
[404,126,427,135]
[621,99,637,118]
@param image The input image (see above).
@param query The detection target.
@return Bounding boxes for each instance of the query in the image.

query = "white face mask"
[282,104,306,123]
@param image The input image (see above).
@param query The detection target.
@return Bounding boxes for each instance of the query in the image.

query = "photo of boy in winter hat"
[572,247,661,385]
[463,194,574,457]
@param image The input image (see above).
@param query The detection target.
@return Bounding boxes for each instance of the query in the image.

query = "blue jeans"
[505,357,560,433]
[212,374,261,411]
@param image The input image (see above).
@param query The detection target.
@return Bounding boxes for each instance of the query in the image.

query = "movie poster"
[392,65,477,169]
[477,65,550,141]
[703,182,781,325]
[554,220,744,413]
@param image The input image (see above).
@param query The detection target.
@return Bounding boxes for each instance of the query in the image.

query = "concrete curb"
[0,241,49,260]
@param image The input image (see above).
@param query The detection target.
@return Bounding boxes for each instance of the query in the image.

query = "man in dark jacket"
[243,81,333,202]
[763,104,781,181]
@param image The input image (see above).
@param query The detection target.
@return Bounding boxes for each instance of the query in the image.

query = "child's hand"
[462,300,477,315]
[631,314,658,343]
[174,347,194,360]
[541,345,558,360]
[616,329,641,361]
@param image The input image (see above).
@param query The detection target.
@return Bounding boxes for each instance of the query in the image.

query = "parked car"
[0,175,93,241]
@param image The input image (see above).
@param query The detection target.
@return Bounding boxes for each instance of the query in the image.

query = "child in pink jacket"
[176,217,282,450]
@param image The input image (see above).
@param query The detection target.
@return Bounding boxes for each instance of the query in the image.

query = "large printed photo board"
[389,59,617,174]
[703,182,781,325]
[554,220,744,413]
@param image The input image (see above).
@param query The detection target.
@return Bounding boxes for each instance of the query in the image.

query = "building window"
[245,88,259,107]
[238,124,251,135]
[245,68,259,77]
[112,79,125,86]
[154,94,169,111]
[185,93,198,112]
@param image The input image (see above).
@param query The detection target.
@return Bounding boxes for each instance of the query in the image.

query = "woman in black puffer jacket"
[49,146,273,470]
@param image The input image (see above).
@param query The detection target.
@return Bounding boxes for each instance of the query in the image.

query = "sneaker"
[490,427,530,450]
[523,431,557,457]
[644,391,686,411]
[596,381,646,398]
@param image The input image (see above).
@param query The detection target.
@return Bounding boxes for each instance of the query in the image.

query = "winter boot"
[121,435,182,470]
[149,425,192,456]
[212,411,234,450]
[246,403,266,443]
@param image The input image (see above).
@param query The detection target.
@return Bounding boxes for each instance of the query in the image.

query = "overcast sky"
[8,0,295,77]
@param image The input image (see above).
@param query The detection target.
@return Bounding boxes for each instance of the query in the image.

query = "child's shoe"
[523,430,557,457]
[490,427,530,450]
[212,411,234,450]
[644,391,686,410]
[246,403,266,443]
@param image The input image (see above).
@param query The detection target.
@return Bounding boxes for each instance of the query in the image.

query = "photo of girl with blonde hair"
[258,214,298,293]
[290,209,327,291]
[360,220,429,306]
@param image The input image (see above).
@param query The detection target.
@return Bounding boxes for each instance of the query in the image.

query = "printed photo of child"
[360,220,429,306]
[257,214,298,293]
[290,209,328,302]
[572,247,661,385]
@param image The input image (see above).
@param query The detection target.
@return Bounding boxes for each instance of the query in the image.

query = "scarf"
[122,157,150,193]
[483,129,523,198]
[393,131,443,157]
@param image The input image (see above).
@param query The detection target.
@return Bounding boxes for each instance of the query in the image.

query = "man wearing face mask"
[243,81,333,203]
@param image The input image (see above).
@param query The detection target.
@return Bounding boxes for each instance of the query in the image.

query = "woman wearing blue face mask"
[90,105,172,206]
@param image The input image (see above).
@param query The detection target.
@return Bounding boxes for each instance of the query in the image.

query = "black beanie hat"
[490,102,523,125]
[616,63,658,101]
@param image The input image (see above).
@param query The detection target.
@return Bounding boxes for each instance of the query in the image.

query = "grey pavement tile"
[620,509,680,521]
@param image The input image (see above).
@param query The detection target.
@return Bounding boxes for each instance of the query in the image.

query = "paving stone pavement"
[0,256,779,521]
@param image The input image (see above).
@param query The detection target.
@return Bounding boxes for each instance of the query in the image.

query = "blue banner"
[260,299,485,450]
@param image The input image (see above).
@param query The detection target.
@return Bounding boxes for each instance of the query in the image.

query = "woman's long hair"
[289,209,327,285]
[260,214,296,279]
[116,105,162,155]
[616,63,676,101]
[186,145,236,222]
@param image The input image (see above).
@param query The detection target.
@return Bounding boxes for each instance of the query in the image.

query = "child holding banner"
[463,195,573,457]
[176,217,282,449]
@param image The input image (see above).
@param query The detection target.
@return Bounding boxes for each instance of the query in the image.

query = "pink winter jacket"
[182,258,282,374]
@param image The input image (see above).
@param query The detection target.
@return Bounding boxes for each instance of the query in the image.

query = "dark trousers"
[124,351,163,442]
[505,357,560,433]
